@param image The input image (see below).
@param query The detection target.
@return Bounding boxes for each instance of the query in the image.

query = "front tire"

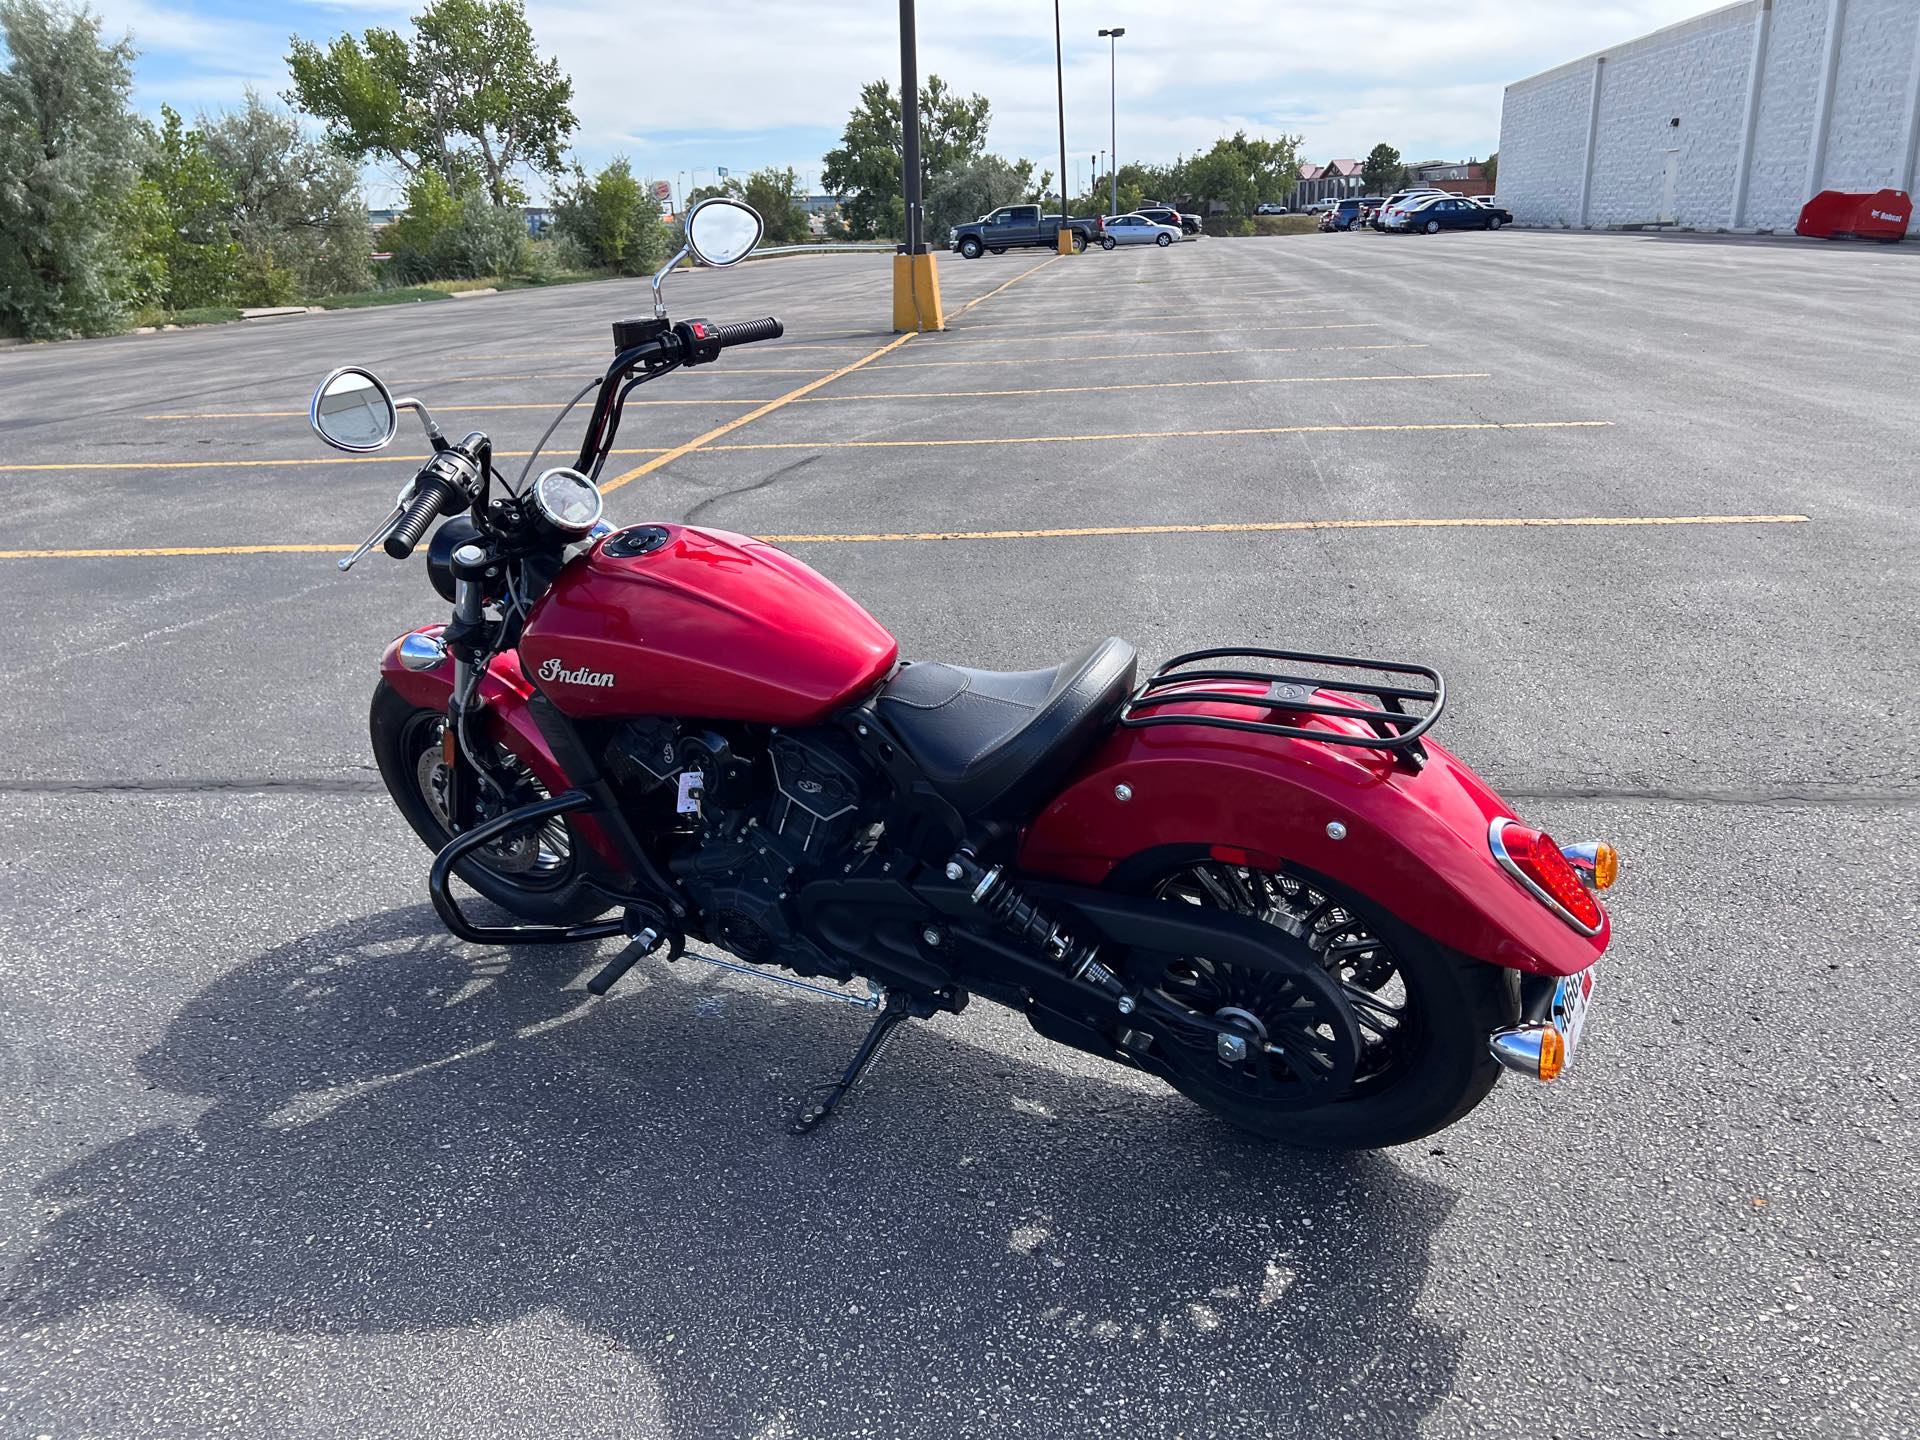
[959,237,983,259]
[1156,232,1173,247]
[1101,236,1117,251]
[369,681,607,926]
[1488,215,1503,230]
[1114,858,1515,1148]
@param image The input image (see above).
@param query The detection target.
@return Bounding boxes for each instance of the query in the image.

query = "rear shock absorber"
[946,851,1126,999]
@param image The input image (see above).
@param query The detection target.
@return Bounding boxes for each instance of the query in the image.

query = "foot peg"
[790,989,927,1134]
[587,907,684,996]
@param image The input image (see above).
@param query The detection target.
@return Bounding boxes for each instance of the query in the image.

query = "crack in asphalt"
[0,776,1913,808]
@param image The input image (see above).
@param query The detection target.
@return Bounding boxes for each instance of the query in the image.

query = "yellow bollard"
[1056,227,1076,255]
[891,251,946,332]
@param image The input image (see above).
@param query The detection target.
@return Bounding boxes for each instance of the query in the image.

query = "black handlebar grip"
[711,317,783,349]
[384,474,459,560]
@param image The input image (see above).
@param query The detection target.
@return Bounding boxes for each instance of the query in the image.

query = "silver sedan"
[1099,214,1182,249]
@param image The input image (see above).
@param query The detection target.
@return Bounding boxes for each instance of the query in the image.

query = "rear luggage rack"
[1118,646,1445,764]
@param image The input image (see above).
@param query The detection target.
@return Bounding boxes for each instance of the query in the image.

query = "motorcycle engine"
[611,724,872,979]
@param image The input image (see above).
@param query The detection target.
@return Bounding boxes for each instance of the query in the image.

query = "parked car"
[950,204,1100,258]
[1321,197,1369,231]
[1135,203,1201,235]
[1099,213,1182,248]
[1389,194,1507,233]
[1255,202,1289,215]
[1353,196,1389,225]
[1469,198,1513,228]
[1370,189,1448,231]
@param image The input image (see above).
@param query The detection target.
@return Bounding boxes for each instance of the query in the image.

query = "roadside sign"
[652,180,672,202]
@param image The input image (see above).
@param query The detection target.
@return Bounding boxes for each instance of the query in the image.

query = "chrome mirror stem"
[649,243,691,320]
[393,396,444,446]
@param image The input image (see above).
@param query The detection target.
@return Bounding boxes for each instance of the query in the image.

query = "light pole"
[1053,0,1069,251]
[1098,26,1125,217]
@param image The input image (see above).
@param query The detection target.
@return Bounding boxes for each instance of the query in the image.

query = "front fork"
[444,546,498,825]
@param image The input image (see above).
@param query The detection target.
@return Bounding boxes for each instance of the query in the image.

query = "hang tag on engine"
[676,770,705,815]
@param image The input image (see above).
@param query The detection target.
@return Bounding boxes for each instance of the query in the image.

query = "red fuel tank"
[518,524,898,724]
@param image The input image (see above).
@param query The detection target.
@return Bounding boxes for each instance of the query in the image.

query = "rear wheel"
[1115,858,1514,1148]
[369,681,607,925]
[1424,219,1442,234]
[989,245,1007,254]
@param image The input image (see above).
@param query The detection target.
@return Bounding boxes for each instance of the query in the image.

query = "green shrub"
[551,157,668,276]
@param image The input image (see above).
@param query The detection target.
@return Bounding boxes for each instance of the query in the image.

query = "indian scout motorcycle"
[306,198,1620,1146]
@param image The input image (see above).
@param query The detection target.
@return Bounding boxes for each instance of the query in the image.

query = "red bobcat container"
[519,524,898,724]
[1796,189,1911,242]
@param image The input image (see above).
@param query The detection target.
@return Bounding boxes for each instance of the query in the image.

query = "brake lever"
[338,503,405,572]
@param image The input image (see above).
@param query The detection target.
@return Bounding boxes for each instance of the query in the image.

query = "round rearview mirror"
[311,367,397,453]
[686,198,764,267]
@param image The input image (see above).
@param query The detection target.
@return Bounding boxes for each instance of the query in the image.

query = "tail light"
[1489,818,1604,934]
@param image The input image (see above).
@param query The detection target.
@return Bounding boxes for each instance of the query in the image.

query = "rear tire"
[990,245,1007,254]
[1425,219,1441,234]
[369,681,608,926]
[1113,858,1515,1149]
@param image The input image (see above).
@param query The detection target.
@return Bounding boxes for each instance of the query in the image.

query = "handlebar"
[708,317,784,349]
[385,473,462,559]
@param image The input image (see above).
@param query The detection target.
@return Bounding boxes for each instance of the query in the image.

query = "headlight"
[531,466,604,536]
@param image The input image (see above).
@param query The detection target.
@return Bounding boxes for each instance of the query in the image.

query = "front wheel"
[1488,215,1503,230]
[1113,858,1515,1148]
[1155,232,1173,247]
[368,681,608,926]
[1101,236,1117,251]
[959,237,983,259]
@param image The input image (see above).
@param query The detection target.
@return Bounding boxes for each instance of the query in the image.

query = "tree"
[1361,143,1401,197]
[1179,131,1302,217]
[1484,152,1498,188]
[286,0,574,207]
[737,167,809,246]
[820,74,991,239]
[202,90,371,302]
[124,105,241,311]
[924,153,1037,242]
[0,0,142,337]
[551,157,668,275]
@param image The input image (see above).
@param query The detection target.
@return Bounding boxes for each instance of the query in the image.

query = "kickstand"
[791,990,919,1135]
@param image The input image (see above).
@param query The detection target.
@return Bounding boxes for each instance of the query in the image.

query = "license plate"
[1549,965,1597,1068]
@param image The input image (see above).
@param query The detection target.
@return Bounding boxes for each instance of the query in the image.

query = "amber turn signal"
[1537,1027,1566,1081]
[1592,842,1619,891]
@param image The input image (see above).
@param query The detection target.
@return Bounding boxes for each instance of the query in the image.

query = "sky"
[88,0,1727,204]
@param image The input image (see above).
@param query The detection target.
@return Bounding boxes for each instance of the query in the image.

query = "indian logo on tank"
[537,657,616,688]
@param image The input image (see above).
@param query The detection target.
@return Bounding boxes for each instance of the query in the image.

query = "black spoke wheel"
[1115,857,1516,1148]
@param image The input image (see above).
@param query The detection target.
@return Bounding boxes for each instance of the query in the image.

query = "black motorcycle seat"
[875,637,1138,817]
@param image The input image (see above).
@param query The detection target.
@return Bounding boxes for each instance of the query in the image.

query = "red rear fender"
[1018,708,1608,978]
[378,628,628,872]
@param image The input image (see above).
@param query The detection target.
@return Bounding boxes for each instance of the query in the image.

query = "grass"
[311,287,454,309]
[150,305,246,327]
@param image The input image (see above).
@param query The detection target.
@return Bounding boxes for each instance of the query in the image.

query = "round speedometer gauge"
[532,466,605,535]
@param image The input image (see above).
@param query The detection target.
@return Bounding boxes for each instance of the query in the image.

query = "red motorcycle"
[309,199,1619,1147]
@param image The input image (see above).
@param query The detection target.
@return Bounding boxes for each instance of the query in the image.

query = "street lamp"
[1053,0,1069,252]
[1098,26,1125,217]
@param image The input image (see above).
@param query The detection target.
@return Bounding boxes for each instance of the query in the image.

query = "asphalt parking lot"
[2,229,1917,1439]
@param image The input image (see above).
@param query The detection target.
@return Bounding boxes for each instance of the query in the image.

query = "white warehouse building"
[1498,0,1920,235]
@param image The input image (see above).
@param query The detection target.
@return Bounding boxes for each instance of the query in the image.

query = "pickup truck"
[950,205,1101,257]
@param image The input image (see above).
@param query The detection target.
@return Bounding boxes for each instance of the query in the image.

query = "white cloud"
[100,0,1729,189]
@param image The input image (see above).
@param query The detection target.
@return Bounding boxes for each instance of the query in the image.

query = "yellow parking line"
[0,447,666,473]
[391,367,828,384]
[953,255,1062,315]
[872,343,1429,370]
[445,343,871,360]
[598,254,1067,495]
[598,332,922,494]
[698,420,1613,453]
[143,399,765,420]
[795,373,1489,404]
[939,322,1379,342]
[956,308,1347,328]
[0,515,1810,562]
[758,515,1812,544]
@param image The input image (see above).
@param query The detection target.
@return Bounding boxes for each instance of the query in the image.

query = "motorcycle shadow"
[10,905,1467,1438]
